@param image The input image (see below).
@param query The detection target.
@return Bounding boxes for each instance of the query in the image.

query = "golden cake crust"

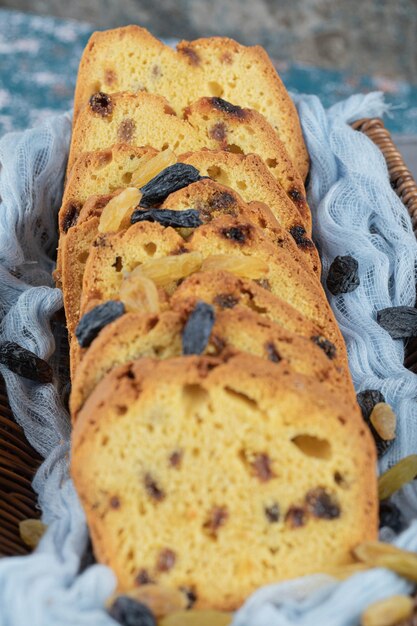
[68,91,308,229]
[56,146,316,292]
[71,353,377,610]
[70,305,355,418]
[73,25,309,178]
[60,178,319,343]
[78,216,342,355]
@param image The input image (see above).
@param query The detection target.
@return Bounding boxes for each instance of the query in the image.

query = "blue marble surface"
[1,8,417,137]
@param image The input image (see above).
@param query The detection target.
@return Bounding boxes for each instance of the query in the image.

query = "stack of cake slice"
[61,25,377,611]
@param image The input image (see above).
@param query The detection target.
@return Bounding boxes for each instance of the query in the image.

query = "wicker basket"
[1,118,417,558]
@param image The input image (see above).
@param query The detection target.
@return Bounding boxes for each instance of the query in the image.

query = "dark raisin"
[144,473,165,502]
[377,306,417,339]
[379,500,404,533]
[107,596,156,626]
[213,293,239,309]
[203,506,228,536]
[182,301,215,355]
[370,431,395,457]
[252,453,275,482]
[131,208,202,228]
[265,342,281,363]
[289,225,314,249]
[305,488,340,519]
[169,450,183,468]
[139,164,203,208]
[0,341,53,383]
[75,300,125,348]
[356,389,393,457]
[135,569,153,586]
[117,118,136,142]
[62,202,81,232]
[288,187,306,206]
[110,496,121,509]
[156,548,176,572]
[220,224,252,243]
[311,335,337,360]
[208,191,236,210]
[78,536,96,574]
[179,46,200,66]
[180,587,197,608]
[209,121,227,142]
[285,506,306,528]
[326,255,360,295]
[357,389,386,421]
[112,256,123,272]
[89,92,113,117]
[265,503,280,523]
[210,97,246,118]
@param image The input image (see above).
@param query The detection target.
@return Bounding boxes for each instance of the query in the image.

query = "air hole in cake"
[207,166,230,186]
[146,316,159,331]
[227,144,244,155]
[182,384,209,414]
[101,435,109,446]
[112,256,123,272]
[96,151,113,169]
[143,242,157,256]
[334,471,349,489]
[291,435,331,460]
[115,405,127,416]
[127,548,134,561]
[266,158,278,168]
[208,81,224,97]
[122,171,133,184]
[164,104,176,116]
[237,180,247,190]
[224,386,258,411]
[78,250,89,264]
